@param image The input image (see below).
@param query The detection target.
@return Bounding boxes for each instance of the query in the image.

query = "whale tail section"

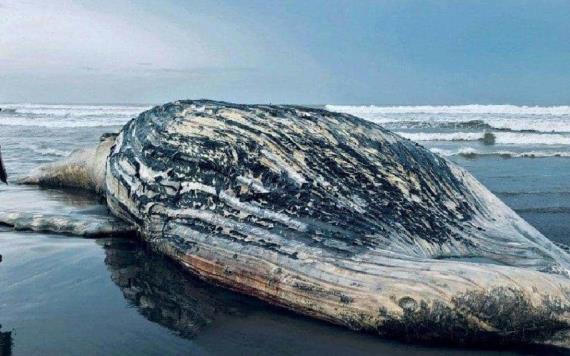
[0,145,7,184]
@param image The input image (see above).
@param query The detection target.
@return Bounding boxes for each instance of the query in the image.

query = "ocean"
[1,103,569,355]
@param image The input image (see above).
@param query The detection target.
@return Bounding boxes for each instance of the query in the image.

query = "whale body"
[6,100,570,348]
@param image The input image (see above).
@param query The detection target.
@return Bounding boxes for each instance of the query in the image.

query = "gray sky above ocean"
[0,0,569,105]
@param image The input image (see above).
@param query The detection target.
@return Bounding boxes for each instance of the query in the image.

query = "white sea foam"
[326,104,570,116]
[2,103,149,117]
[399,132,482,142]
[398,132,570,145]
[430,147,570,159]
[326,104,570,133]
[22,144,71,157]
[0,103,151,127]
[0,115,130,127]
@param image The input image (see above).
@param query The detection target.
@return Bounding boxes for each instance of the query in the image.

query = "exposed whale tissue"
[3,100,570,349]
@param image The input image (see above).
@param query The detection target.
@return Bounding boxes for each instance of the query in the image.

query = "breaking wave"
[22,144,71,157]
[399,132,570,145]
[0,103,150,127]
[495,191,570,197]
[326,104,570,116]
[430,147,570,159]
[381,119,541,133]
[515,207,570,214]
[2,103,149,117]
[326,104,570,133]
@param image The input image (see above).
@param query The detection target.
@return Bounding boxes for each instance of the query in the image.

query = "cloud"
[0,0,325,103]
[0,0,225,73]
[152,66,255,74]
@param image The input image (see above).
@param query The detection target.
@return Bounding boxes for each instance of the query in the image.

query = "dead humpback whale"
[4,100,570,348]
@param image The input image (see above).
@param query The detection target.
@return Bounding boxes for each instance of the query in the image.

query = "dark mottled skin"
[109,100,480,257]
[380,287,570,348]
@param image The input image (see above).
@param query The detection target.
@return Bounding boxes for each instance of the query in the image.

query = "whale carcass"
[5,100,570,347]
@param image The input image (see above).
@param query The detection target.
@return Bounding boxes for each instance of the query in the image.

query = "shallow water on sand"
[2,104,570,355]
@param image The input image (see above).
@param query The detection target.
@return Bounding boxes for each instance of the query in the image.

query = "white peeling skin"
[0,211,134,237]
[260,149,307,186]
[236,175,270,193]
[179,181,308,231]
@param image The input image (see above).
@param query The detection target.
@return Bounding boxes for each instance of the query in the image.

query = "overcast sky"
[1,0,569,105]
